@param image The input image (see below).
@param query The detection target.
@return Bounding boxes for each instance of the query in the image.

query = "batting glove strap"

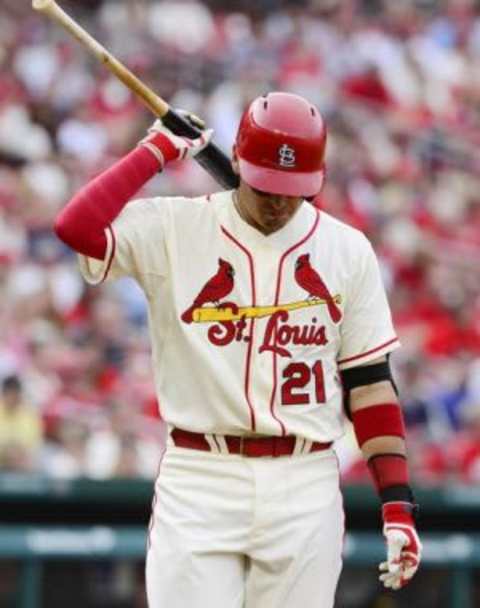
[379,482,415,505]
[380,501,422,590]
[382,500,418,524]
[140,120,213,168]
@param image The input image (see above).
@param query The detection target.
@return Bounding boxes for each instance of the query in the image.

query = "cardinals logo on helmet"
[181,258,235,324]
[295,254,342,323]
[278,144,296,167]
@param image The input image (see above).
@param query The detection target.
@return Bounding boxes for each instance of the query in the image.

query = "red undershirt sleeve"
[54,146,162,260]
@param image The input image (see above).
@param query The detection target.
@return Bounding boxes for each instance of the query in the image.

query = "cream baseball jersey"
[78,190,399,442]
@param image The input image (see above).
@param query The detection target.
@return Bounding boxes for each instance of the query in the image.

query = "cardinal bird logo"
[181,258,235,324]
[295,254,342,323]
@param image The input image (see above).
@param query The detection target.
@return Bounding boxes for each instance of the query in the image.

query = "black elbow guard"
[340,356,398,419]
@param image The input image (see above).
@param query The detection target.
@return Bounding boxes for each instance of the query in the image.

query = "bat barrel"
[32,0,170,117]
[32,0,53,10]
[32,0,237,188]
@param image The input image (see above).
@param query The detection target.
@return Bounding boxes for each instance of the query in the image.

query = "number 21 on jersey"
[281,360,326,406]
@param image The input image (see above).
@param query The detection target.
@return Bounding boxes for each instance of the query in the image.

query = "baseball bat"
[32,0,239,190]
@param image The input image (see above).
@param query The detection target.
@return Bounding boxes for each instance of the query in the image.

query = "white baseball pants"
[146,446,344,607]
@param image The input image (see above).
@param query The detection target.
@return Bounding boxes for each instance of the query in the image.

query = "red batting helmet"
[234,92,326,198]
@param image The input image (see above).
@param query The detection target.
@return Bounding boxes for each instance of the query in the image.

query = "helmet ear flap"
[305,166,326,202]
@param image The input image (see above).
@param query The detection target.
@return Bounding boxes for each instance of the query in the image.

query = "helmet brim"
[238,158,324,198]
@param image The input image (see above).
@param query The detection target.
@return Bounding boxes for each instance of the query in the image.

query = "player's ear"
[231,145,240,175]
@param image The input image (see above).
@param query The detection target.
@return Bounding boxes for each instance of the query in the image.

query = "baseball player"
[55,92,421,607]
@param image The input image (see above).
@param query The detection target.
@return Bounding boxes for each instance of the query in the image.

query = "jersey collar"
[214,190,319,251]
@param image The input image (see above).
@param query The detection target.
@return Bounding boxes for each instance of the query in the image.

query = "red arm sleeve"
[54,146,162,260]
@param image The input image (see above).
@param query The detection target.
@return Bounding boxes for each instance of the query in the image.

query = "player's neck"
[233,191,269,235]
[232,187,302,236]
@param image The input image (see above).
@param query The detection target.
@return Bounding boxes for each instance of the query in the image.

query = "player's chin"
[261,212,291,231]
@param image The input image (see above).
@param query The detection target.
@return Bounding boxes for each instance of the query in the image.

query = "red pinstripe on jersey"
[269,209,320,436]
[338,337,399,365]
[100,226,116,283]
[221,226,257,432]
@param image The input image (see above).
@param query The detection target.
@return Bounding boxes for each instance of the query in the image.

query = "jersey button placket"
[253,245,280,432]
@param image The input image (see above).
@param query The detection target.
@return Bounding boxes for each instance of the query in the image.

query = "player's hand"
[379,502,422,590]
[139,112,213,168]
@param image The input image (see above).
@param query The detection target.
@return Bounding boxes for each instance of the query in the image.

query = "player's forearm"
[54,119,211,260]
[54,146,162,259]
[360,437,412,502]
[359,435,405,460]
[350,382,413,503]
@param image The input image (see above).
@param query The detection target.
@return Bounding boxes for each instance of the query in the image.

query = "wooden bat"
[32,0,239,190]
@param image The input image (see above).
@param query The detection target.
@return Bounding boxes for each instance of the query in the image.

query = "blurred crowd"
[0,0,479,484]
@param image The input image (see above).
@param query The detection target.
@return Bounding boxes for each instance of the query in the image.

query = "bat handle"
[162,109,239,190]
[196,142,239,190]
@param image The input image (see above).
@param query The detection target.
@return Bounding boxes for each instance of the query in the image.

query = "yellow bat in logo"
[192,295,342,323]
